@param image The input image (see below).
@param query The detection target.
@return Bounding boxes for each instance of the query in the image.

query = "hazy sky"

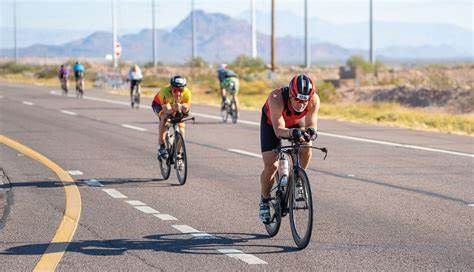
[1,0,473,33]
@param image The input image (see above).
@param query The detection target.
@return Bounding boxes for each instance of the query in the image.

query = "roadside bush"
[346,55,383,74]
[317,81,338,102]
[141,75,168,88]
[231,55,266,75]
[0,62,35,74]
[36,67,57,79]
[187,57,208,68]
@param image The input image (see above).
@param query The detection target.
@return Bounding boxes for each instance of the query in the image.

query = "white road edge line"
[228,149,262,158]
[84,179,103,187]
[102,188,127,199]
[78,94,474,158]
[172,225,214,238]
[22,101,34,106]
[67,170,83,176]
[121,124,147,131]
[60,110,77,116]
[218,249,267,265]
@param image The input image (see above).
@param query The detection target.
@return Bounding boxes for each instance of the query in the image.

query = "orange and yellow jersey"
[152,86,192,105]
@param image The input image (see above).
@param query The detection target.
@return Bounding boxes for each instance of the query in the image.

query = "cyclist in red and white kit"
[259,74,320,223]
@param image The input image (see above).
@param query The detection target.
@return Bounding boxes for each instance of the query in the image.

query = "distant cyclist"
[221,68,240,114]
[58,64,69,95]
[127,64,143,107]
[151,75,192,160]
[217,64,233,110]
[73,61,85,97]
[258,74,320,223]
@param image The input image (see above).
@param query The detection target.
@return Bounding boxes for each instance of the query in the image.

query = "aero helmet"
[170,75,187,88]
[289,74,314,101]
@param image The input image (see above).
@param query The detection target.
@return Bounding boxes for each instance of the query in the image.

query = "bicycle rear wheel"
[289,168,313,249]
[230,99,238,124]
[159,134,172,180]
[174,132,187,185]
[265,174,282,237]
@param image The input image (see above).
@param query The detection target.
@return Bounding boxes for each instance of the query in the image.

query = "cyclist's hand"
[172,103,181,113]
[181,104,189,114]
[165,103,173,114]
[304,127,318,142]
[291,129,305,142]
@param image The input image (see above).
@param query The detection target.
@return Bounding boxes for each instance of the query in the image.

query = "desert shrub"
[0,62,35,74]
[141,75,168,88]
[187,57,208,68]
[346,55,383,74]
[231,55,266,75]
[35,66,58,79]
[317,81,338,102]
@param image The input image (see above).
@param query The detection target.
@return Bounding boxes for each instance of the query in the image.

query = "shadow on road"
[0,177,182,189]
[0,232,296,256]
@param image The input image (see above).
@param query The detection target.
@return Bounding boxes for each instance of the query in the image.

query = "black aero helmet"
[289,74,314,100]
[170,75,187,88]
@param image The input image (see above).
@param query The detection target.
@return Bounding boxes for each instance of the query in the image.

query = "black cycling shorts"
[260,107,303,153]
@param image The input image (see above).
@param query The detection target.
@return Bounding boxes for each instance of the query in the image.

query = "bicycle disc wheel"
[265,174,282,237]
[289,168,313,249]
[159,135,172,180]
[221,105,228,123]
[174,132,187,185]
[231,99,238,124]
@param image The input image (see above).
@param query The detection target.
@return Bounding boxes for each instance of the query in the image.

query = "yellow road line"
[0,135,82,272]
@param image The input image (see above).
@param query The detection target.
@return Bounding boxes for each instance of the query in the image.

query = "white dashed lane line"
[228,149,262,158]
[172,225,214,238]
[67,170,83,176]
[84,179,103,187]
[102,188,128,199]
[153,214,177,221]
[22,101,34,106]
[60,110,78,116]
[125,200,146,206]
[218,249,267,265]
[121,124,148,131]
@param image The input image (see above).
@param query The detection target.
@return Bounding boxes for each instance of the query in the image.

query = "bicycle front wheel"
[289,168,313,249]
[174,132,188,185]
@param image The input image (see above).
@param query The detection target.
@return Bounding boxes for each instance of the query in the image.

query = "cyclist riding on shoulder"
[73,61,85,80]
[58,64,69,92]
[127,64,143,105]
[259,74,320,223]
[217,64,240,111]
[151,75,192,160]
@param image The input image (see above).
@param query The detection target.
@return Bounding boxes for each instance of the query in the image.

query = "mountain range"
[1,10,472,64]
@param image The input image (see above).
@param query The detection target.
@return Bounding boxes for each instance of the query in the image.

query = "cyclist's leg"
[176,122,186,151]
[260,112,281,199]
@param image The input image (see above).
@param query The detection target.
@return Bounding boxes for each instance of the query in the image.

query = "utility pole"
[271,0,275,71]
[13,0,18,63]
[152,0,157,68]
[191,0,197,59]
[112,0,118,69]
[251,0,257,58]
[369,0,374,64]
[304,0,310,68]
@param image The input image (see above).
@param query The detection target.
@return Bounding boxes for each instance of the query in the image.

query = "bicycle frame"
[274,141,327,215]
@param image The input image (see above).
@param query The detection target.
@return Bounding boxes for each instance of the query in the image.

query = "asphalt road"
[0,82,473,271]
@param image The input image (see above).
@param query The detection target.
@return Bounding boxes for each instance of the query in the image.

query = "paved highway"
[0,82,472,271]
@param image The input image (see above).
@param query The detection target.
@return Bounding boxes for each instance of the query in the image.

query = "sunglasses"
[292,95,309,104]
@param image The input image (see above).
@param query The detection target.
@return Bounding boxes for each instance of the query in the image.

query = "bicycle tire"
[221,104,228,123]
[265,173,282,237]
[174,132,187,185]
[159,133,172,180]
[231,99,238,124]
[289,168,313,249]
